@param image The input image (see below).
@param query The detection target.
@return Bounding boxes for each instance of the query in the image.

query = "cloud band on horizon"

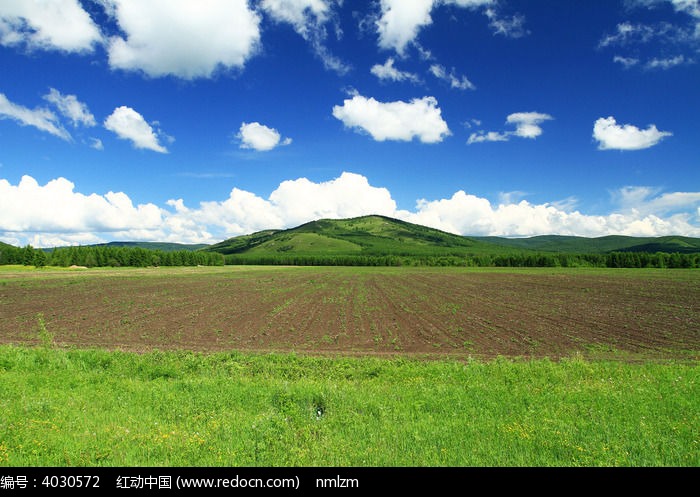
[1,172,698,248]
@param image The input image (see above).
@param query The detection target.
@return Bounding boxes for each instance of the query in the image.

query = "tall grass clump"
[0,346,697,467]
[36,313,54,349]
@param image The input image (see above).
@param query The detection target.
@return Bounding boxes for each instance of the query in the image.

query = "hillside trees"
[223,251,700,268]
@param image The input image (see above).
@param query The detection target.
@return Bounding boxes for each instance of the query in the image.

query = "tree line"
[0,245,224,268]
[226,251,700,268]
[1,244,698,269]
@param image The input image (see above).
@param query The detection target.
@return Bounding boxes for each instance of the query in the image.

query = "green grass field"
[1,346,697,467]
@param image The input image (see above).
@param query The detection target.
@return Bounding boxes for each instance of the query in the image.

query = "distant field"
[0,265,698,360]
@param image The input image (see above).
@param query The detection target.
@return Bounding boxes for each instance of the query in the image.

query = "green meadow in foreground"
[0,346,697,467]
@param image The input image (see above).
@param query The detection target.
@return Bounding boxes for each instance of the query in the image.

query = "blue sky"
[1,0,699,247]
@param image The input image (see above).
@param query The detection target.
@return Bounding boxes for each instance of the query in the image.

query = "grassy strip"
[1,346,697,467]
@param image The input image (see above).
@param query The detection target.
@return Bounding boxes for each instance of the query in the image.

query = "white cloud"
[375,0,435,54]
[89,138,104,150]
[43,88,96,127]
[599,3,700,69]
[332,94,450,143]
[600,20,693,47]
[613,55,640,68]
[0,175,163,235]
[429,64,475,90]
[468,112,552,144]
[2,173,700,247]
[403,185,700,237]
[163,171,398,240]
[599,22,656,47]
[507,112,554,139]
[237,122,292,152]
[268,172,397,227]
[467,131,509,144]
[593,116,672,150]
[261,0,350,74]
[104,106,169,153]
[646,54,688,68]
[261,0,331,36]
[463,118,481,129]
[0,0,101,53]
[375,0,494,54]
[484,7,528,38]
[614,186,700,216]
[105,0,261,79]
[0,92,70,140]
[631,0,700,24]
[371,58,421,83]
[400,190,700,237]
[498,191,529,205]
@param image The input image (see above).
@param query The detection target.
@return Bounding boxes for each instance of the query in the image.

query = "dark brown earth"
[1,266,698,360]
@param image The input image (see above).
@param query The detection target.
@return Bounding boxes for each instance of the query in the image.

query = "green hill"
[204,215,510,260]
[206,216,700,259]
[617,236,700,254]
[203,215,700,266]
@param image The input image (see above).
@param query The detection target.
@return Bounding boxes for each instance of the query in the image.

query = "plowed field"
[1,266,698,360]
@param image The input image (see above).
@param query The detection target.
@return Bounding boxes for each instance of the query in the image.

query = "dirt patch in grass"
[1,267,698,360]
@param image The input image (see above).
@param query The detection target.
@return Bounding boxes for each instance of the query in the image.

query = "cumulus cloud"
[375,0,434,54]
[0,175,162,236]
[507,112,553,138]
[400,189,700,238]
[3,173,699,247]
[163,171,398,240]
[371,58,421,83]
[104,106,169,153]
[261,0,331,37]
[237,122,292,151]
[468,112,553,144]
[0,92,70,140]
[266,172,397,227]
[429,64,475,90]
[0,0,101,53]
[375,0,495,54]
[332,94,450,143]
[43,88,95,127]
[593,116,672,150]
[261,0,349,74]
[104,0,261,79]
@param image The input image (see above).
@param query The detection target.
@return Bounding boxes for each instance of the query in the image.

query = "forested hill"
[203,215,508,260]
[203,215,700,267]
[205,215,700,258]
